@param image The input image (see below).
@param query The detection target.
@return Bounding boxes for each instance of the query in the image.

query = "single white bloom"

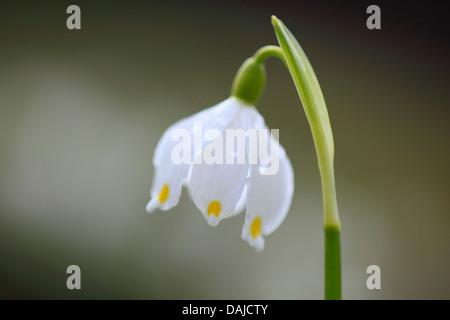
[146,97,294,251]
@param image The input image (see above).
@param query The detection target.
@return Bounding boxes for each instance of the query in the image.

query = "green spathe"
[271,15,341,299]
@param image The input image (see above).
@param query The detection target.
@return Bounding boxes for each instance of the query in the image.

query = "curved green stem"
[253,45,286,64]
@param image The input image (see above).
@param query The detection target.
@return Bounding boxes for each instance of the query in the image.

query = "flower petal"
[147,97,243,213]
[146,116,200,212]
[189,160,250,226]
[242,143,294,252]
[188,98,250,226]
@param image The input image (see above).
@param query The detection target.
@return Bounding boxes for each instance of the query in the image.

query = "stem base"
[325,225,341,300]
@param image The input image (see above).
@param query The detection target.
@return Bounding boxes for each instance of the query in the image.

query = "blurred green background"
[0,1,448,299]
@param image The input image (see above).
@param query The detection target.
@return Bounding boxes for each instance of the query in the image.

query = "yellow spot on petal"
[158,184,169,203]
[207,201,221,217]
[250,217,262,239]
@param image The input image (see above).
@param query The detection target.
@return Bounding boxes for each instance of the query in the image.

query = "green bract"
[271,15,341,300]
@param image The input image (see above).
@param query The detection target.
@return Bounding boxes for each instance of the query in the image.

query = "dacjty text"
[182,304,268,317]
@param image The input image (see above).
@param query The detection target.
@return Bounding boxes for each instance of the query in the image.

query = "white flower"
[146,97,294,252]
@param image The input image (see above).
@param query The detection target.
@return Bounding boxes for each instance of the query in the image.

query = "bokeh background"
[0,0,448,299]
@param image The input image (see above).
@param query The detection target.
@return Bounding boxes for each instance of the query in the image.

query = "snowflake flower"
[146,95,293,251]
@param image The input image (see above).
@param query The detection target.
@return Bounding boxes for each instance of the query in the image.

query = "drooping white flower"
[146,96,294,252]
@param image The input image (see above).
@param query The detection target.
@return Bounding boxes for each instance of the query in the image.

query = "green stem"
[232,24,342,298]
[321,160,341,299]
[253,45,286,64]
[270,15,341,300]
[325,225,341,300]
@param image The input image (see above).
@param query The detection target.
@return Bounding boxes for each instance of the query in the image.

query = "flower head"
[147,51,294,251]
[146,96,294,251]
